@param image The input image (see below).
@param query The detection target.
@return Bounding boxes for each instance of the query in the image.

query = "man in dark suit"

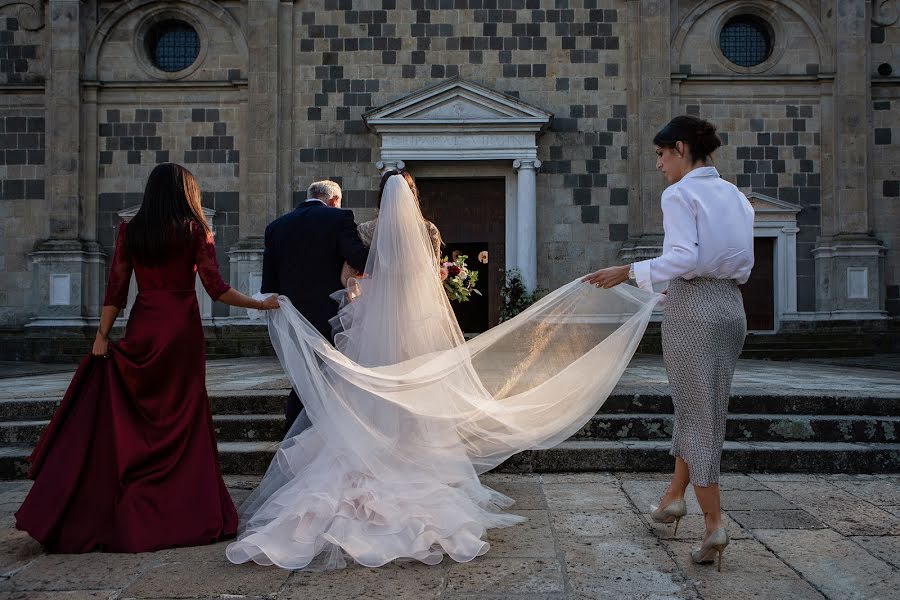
[261,180,369,430]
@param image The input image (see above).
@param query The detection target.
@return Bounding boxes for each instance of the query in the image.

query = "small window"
[146,20,200,73]
[719,16,773,68]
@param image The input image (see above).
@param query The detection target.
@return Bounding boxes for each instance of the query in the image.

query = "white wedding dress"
[225,175,659,570]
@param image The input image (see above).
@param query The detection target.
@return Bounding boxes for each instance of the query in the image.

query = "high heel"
[649,499,687,537]
[690,527,729,572]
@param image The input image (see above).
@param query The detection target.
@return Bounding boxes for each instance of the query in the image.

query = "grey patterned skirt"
[662,277,747,487]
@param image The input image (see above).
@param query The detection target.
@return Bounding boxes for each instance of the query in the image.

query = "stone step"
[0,415,286,445]
[498,440,900,474]
[2,391,898,421]
[4,413,898,445]
[2,439,898,479]
[574,413,900,444]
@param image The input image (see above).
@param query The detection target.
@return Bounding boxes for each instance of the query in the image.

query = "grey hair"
[306,180,342,201]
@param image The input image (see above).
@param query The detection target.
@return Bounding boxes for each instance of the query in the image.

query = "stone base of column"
[813,234,888,318]
[227,237,265,319]
[617,234,664,264]
[26,239,106,328]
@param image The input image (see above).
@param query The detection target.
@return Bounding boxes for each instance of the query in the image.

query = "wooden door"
[740,237,775,331]
[417,178,506,333]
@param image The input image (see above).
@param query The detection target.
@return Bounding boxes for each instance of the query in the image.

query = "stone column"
[29,0,105,327]
[376,160,406,173]
[513,159,540,291]
[229,0,280,309]
[813,0,887,316]
[619,0,670,265]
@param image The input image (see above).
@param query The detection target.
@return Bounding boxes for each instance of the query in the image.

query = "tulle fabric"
[226,176,660,570]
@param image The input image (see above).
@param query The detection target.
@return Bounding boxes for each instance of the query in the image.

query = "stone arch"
[83,0,247,80]
[672,0,833,74]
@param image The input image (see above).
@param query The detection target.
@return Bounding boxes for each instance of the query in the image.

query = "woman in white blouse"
[584,115,754,571]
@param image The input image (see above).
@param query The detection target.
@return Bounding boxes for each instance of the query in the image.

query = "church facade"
[0,0,897,358]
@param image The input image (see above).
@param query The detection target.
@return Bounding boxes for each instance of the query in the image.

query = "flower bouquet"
[440,253,481,303]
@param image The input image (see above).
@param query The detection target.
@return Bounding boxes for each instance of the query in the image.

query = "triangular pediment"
[365,78,552,127]
[746,192,802,214]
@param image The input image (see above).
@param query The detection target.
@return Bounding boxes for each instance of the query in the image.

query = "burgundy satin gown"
[16,221,238,553]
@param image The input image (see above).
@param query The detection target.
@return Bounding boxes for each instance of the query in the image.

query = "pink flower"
[440,267,449,281]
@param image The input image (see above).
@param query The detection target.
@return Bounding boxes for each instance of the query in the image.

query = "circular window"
[146,20,200,73]
[719,16,773,67]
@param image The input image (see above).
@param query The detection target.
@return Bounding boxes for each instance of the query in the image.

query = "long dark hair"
[124,163,211,266]
[378,169,419,209]
[653,115,722,163]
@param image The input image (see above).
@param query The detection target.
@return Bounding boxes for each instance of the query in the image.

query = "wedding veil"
[226,174,659,569]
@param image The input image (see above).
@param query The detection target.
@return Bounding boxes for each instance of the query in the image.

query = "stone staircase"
[1,388,898,478]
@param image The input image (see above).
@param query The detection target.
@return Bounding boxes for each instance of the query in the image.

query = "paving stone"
[445,558,563,594]
[728,509,825,530]
[539,472,618,484]
[120,560,290,598]
[562,537,686,596]
[542,482,631,510]
[158,540,231,563]
[0,528,42,577]
[663,539,826,599]
[550,510,648,539]
[0,593,117,600]
[620,480,701,514]
[849,535,900,569]
[717,474,769,491]
[485,510,556,558]
[827,478,900,506]
[754,529,899,600]
[282,561,445,599]
[720,489,796,511]
[647,513,751,541]
[1,553,160,592]
[762,480,900,535]
[570,591,701,600]
[481,481,547,510]
[751,473,825,483]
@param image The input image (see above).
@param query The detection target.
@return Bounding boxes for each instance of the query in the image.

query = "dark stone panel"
[581,205,599,224]
[609,188,628,206]
[609,223,628,241]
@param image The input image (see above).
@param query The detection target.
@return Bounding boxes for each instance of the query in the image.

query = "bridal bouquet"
[440,254,481,303]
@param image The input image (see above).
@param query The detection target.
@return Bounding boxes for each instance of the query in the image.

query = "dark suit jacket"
[261,201,369,341]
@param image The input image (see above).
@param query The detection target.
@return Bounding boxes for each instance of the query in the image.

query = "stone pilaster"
[813,0,887,316]
[619,0,670,265]
[230,0,281,311]
[29,0,105,327]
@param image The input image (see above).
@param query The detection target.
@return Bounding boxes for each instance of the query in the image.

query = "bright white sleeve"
[632,189,699,290]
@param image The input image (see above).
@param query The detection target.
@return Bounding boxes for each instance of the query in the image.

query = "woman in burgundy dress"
[16,163,278,553]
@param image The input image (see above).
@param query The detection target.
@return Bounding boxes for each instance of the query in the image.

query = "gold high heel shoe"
[690,527,729,572]
[649,499,687,537]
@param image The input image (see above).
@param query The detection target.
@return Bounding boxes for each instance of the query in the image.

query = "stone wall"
[680,97,821,311]
[871,14,900,316]
[290,0,629,289]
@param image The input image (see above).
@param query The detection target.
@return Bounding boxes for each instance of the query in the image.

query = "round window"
[718,16,773,68]
[146,20,200,73]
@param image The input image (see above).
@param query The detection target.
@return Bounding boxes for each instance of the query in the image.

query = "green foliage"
[499,269,545,322]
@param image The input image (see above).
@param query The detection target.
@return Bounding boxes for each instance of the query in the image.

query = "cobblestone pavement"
[1,355,898,399]
[1,472,899,599]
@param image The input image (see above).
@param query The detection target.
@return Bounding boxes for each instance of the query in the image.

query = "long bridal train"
[225,176,659,570]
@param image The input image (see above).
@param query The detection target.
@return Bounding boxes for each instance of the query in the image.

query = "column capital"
[512,158,541,171]
[376,160,406,172]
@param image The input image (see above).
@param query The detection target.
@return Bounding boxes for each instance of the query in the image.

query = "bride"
[225,172,659,570]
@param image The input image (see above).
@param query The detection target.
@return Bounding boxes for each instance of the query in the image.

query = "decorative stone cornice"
[365,78,552,162]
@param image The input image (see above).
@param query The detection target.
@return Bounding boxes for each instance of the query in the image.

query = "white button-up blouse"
[632,166,755,292]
